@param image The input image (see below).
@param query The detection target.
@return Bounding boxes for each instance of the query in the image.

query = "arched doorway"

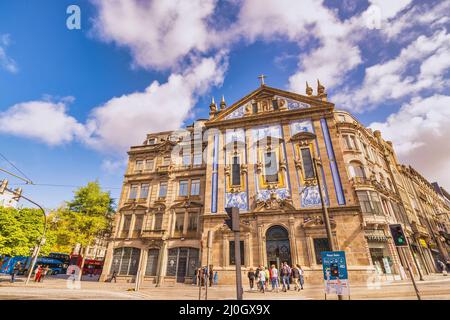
[266,226,291,268]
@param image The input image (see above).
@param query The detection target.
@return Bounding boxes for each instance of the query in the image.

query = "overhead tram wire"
[9,182,121,190]
[0,152,33,184]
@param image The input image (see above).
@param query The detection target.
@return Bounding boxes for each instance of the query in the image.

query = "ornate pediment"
[208,86,328,123]
[254,192,296,212]
[170,199,203,209]
[120,202,148,211]
[302,215,336,229]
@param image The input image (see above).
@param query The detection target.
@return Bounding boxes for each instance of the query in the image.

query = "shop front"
[366,229,397,280]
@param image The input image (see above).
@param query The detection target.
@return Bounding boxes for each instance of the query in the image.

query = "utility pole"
[205,230,213,300]
[225,207,243,300]
[312,157,342,300]
[390,224,421,300]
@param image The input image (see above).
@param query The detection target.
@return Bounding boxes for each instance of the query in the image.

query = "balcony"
[156,165,170,174]
[363,212,388,225]
[141,229,166,239]
[351,177,373,189]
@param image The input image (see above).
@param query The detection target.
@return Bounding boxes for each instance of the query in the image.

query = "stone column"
[257,223,264,266]
[156,239,168,286]
[128,213,136,239]
[99,241,115,282]
[288,217,298,265]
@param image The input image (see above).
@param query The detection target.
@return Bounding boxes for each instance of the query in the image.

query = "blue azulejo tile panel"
[224,105,245,120]
[256,188,290,202]
[225,192,248,211]
[211,133,219,213]
[320,118,345,205]
[300,185,329,207]
[289,119,314,136]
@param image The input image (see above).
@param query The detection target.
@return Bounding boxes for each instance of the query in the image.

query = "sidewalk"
[1,273,449,300]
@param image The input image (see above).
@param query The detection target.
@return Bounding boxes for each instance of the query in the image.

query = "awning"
[365,229,388,242]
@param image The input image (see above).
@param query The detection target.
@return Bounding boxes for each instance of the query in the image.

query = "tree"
[50,181,115,279]
[0,207,55,257]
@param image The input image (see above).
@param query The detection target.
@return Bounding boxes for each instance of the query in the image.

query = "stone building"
[100,81,449,285]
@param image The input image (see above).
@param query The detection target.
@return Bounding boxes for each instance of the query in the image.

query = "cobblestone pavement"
[1,274,449,300]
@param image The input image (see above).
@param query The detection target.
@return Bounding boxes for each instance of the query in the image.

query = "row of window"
[341,134,388,168]
[128,179,200,200]
[120,211,199,238]
[356,190,408,223]
[134,152,204,173]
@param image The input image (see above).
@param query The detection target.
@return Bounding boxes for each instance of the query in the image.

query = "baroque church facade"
[99,81,450,285]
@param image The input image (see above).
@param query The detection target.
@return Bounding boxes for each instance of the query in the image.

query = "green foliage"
[0,207,55,256]
[50,181,115,252]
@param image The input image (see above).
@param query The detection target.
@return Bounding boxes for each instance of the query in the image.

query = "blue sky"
[0,0,449,208]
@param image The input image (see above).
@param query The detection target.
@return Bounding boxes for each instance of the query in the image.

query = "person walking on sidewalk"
[292,264,304,291]
[34,265,43,282]
[255,266,261,291]
[270,264,279,293]
[258,267,266,293]
[40,266,49,283]
[111,270,117,283]
[247,268,255,290]
[281,262,291,292]
[264,267,270,291]
[10,261,20,283]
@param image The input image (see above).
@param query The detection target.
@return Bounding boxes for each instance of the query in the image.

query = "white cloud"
[0,99,86,145]
[0,34,18,73]
[333,30,450,111]
[368,0,412,20]
[84,54,228,153]
[91,0,217,70]
[370,94,450,190]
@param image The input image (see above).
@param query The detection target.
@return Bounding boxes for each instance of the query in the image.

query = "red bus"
[67,254,104,275]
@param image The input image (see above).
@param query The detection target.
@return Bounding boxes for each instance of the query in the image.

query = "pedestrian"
[10,261,20,283]
[40,266,49,283]
[111,269,117,283]
[437,260,447,276]
[264,267,270,290]
[209,265,214,287]
[281,262,291,292]
[255,266,261,290]
[213,271,218,285]
[247,268,255,290]
[258,267,266,293]
[292,264,300,290]
[197,268,202,286]
[270,264,279,293]
[193,268,198,286]
[34,265,43,282]
[292,264,304,291]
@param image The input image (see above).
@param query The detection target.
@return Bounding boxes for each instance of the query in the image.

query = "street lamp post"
[296,131,342,300]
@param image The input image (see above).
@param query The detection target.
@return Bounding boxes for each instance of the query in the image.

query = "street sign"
[389,224,408,247]
[321,251,350,296]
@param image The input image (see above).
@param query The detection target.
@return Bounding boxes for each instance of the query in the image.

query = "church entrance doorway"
[265,226,291,269]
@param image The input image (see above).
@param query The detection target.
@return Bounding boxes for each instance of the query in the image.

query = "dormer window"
[148,138,156,145]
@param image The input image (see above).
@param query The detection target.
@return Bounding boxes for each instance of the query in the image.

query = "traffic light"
[224,207,239,232]
[389,224,408,247]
